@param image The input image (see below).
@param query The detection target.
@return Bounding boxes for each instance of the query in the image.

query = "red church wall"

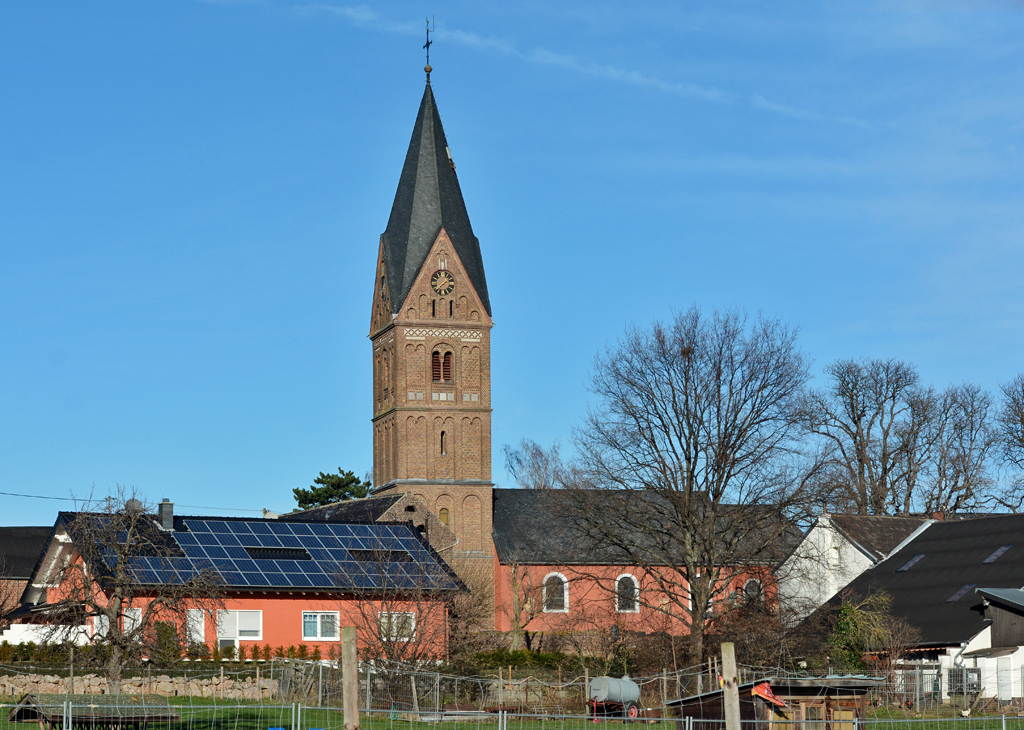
[493,561,774,636]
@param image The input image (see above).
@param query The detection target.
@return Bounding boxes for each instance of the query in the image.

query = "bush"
[237,644,248,662]
[296,644,308,660]
[147,621,183,666]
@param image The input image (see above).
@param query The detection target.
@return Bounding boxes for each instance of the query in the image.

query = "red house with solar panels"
[17,504,463,658]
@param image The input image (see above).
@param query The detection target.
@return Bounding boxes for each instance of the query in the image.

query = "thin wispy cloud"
[296,4,870,127]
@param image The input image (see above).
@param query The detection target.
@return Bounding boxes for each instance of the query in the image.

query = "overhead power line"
[0,490,267,514]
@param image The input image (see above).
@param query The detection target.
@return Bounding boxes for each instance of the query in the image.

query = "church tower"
[369,73,494,565]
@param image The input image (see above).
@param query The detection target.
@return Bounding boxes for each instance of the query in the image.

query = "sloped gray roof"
[829,514,930,560]
[821,513,1024,647]
[281,495,403,523]
[381,82,490,316]
[492,488,800,567]
[0,526,56,579]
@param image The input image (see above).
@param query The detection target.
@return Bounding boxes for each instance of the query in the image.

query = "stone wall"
[0,672,278,699]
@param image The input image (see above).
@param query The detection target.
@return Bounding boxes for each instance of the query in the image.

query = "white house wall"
[778,515,876,620]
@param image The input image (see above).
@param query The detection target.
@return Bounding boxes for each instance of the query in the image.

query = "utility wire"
[0,490,268,513]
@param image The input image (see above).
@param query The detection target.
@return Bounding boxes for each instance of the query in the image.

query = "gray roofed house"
[380,82,490,317]
[805,513,1024,701]
[778,513,933,620]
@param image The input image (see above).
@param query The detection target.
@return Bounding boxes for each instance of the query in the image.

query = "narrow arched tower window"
[432,299,436,317]
[440,431,447,456]
[449,300,453,317]
[442,352,452,382]
[439,508,449,525]
[432,351,442,382]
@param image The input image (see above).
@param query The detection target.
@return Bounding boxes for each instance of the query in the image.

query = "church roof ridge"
[380,82,491,317]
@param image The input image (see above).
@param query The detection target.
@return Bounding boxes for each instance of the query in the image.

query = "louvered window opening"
[442,352,452,381]
[244,547,312,561]
[432,352,442,382]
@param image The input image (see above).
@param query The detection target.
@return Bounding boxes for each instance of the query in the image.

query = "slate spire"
[380,82,491,317]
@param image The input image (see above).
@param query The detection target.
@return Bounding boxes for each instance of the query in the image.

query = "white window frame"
[615,573,640,613]
[302,611,340,641]
[124,607,142,636]
[217,609,263,647]
[542,572,569,613]
[187,608,206,645]
[378,611,416,642]
[94,614,109,638]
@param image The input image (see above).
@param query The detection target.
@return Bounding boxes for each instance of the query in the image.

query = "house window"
[124,607,142,636]
[302,611,339,641]
[616,574,639,613]
[442,352,452,381]
[379,611,415,641]
[218,609,262,647]
[543,573,568,613]
[94,614,109,638]
[432,351,442,381]
[187,609,205,645]
[439,508,449,525]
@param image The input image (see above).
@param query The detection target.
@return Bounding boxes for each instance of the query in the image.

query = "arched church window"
[449,300,453,317]
[616,574,639,613]
[442,352,452,382]
[432,299,436,318]
[432,352,442,382]
[439,508,449,525]
[440,431,447,456]
[543,573,568,613]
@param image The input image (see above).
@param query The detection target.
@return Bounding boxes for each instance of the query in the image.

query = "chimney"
[158,498,174,531]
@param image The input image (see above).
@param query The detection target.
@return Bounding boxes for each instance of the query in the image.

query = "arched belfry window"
[432,352,442,382]
[543,573,568,613]
[616,574,639,613]
[432,300,436,318]
[442,352,453,382]
[439,508,449,525]
[449,300,454,317]
[440,431,447,456]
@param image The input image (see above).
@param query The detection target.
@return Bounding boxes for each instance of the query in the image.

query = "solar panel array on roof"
[110,518,458,594]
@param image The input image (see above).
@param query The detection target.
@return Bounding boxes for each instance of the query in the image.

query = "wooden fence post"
[722,643,740,730]
[342,627,359,730]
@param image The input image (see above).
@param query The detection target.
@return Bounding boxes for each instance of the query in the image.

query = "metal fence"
[6,703,1024,730]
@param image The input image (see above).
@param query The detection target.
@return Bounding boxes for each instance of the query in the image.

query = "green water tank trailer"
[589,676,641,704]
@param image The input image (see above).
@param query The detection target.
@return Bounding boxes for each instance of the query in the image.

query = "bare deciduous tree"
[501,553,545,651]
[799,359,933,515]
[997,374,1024,510]
[565,306,810,663]
[920,384,998,514]
[344,539,464,667]
[38,491,222,694]
[502,439,564,490]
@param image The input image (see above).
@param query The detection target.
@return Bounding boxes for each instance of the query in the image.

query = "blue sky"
[2,1,1023,525]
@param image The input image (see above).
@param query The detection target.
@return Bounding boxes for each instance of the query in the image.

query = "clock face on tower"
[431,270,455,296]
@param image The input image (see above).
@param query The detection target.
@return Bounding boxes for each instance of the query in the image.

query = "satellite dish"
[125,498,145,513]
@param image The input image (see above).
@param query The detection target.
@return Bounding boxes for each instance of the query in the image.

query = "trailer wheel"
[623,702,641,722]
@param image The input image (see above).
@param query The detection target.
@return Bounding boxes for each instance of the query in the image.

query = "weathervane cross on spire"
[424,16,434,82]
